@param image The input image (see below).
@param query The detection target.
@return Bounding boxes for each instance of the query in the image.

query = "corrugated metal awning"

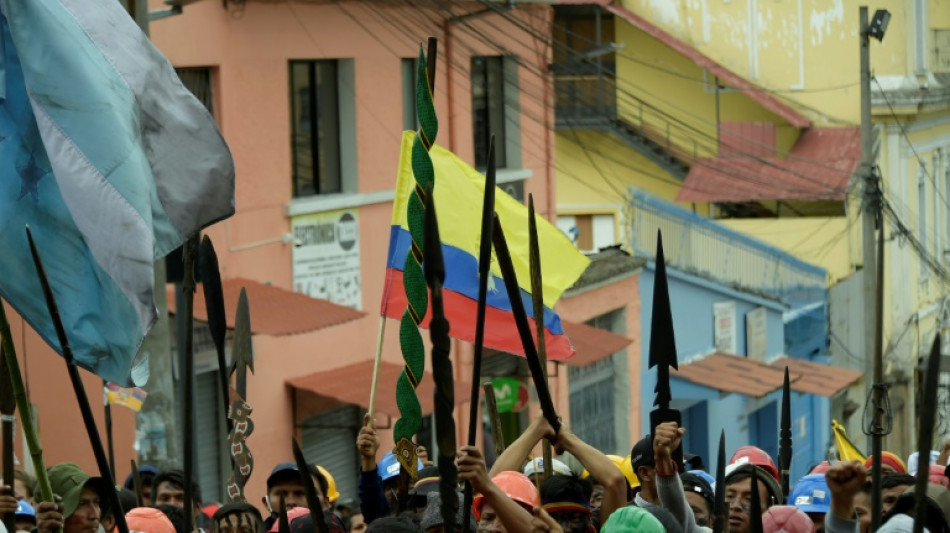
[676,127,860,203]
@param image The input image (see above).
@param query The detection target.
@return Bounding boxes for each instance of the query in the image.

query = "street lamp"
[867,9,891,42]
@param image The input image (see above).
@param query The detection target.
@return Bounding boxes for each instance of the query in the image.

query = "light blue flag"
[0,0,235,385]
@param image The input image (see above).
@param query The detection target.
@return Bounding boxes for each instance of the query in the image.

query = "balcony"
[625,189,827,306]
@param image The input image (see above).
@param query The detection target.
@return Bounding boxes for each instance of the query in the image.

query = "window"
[919,163,929,281]
[290,60,341,197]
[176,67,214,116]
[401,58,419,132]
[472,56,508,169]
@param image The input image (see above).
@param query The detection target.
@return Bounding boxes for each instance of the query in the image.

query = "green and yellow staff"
[393,38,438,480]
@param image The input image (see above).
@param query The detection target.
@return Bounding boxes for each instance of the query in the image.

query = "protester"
[15,499,36,533]
[790,473,832,533]
[723,462,784,533]
[33,463,110,533]
[0,484,17,519]
[154,504,186,533]
[419,491,476,532]
[211,502,264,533]
[651,422,707,533]
[539,475,596,533]
[364,513,420,532]
[355,413,421,524]
[630,435,659,508]
[761,506,815,533]
[126,506,178,533]
[153,469,203,516]
[880,483,950,533]
[459,445,536,532]
[348,513,366,533]
[729,446,781,482]
[880,474,915,516]
[13,471,36,505]
[680,473,714,528]
[123,465,159,506]
[863,452,907,475]
[261,462,330,530]
[600,505,665,533]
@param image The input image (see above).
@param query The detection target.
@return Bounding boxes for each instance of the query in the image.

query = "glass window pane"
[315,61,340,194]
[291,62,314,197]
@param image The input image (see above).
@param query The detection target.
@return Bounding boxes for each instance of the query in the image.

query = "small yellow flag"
[832,419,866,462]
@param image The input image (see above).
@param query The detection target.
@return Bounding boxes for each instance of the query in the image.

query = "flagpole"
[104,382,116,481]
[367,317,386,422]
[0,303,54,506]
[25,227,129,533]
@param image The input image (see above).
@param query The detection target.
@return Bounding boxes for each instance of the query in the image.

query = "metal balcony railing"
[625,189,828,305]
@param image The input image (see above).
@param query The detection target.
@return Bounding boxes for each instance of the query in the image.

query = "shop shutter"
[301,405,361,506]
[195,370,226,503]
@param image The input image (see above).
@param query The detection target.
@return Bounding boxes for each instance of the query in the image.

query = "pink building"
[6,0,643,514]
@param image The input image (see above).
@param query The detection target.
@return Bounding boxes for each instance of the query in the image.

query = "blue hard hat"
[790,473,831,514]
[378,451,423,482]
[122,464,159,490]
[688,469,716,489]
[16,500,36,522]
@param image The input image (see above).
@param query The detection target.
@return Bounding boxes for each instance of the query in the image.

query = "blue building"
[628,190,861,484]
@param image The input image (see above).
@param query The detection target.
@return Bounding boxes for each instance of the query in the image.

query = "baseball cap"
[631,435,655,471]
[266,462,301,489]
[47,463,110,519]
[123,465,158,491]
[522,458,572,477]
[126,507,176,533]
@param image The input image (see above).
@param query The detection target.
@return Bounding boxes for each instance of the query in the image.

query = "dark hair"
[881,473,915,490]
[268,467,329,500]
[154,503,186,533]
[644,505,684,533]
[114,488,138,517]
[365,513,421,533]
[857,481,873,495]
[152,469,203,505]
[540,475,593,504]
[14,470,36,498]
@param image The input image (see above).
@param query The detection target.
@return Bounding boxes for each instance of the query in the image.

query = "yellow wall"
[614,20,800,157]
[616,0,921,125]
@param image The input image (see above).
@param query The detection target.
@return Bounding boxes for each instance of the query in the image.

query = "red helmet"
[762,506,816,533]
[730,446,780,481]
[473,471,540,520]
[809,461,830,474]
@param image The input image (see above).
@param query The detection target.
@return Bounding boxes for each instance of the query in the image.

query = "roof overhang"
[168,278,366,336]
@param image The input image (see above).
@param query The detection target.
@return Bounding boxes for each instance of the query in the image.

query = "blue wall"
[638,263,824,486]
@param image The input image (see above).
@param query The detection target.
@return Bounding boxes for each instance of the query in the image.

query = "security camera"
[282,233,305,248]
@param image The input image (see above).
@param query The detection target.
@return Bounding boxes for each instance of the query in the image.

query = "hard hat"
[474,471,540,520]
[808,461,830,474]
[377,451,423,483]
[762,505,816,533]
[688,469,715,489]
[582,455,639,489]
[620,455,641,489]
[316,465,340,503]
[789,474,831,514]
[522,457,572,477]
[730,445,780,481]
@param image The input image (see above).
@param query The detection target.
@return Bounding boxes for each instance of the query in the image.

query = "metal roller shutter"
[196,370,226,503]
[301,405,361,506]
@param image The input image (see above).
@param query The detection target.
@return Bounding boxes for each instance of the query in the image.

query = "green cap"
[46,463,110,519]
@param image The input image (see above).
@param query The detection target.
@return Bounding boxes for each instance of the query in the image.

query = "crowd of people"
[2,416,950,533]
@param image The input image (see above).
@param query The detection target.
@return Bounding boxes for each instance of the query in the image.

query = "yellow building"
[552,0,950,455]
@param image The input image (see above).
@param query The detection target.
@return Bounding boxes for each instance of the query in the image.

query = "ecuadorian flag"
[381,132,590,361]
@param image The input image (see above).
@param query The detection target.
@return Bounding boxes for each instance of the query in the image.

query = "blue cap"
[790,474,831,514]
[378,452,423,482]
[16,500,36,522]
[122,465,159,490]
